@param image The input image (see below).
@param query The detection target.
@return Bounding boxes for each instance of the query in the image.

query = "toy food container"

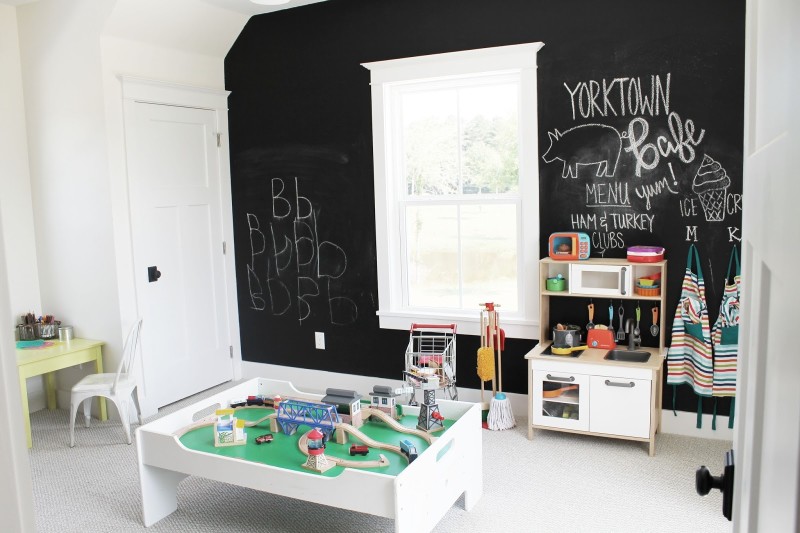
[552,324,582,347]
[627,245,665,263]
[546,275,566,291]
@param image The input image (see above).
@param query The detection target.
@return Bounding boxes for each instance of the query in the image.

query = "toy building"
[301,427,334,473]
[213,409,246,447]
[369,385,401,419]
[322,388,363,428]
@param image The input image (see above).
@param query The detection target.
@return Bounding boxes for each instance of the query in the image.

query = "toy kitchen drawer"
[569,262,633,297]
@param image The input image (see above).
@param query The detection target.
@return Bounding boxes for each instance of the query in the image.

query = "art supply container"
[58,325,74,342]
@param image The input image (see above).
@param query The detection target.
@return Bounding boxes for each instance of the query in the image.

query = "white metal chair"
[69,319,144,447]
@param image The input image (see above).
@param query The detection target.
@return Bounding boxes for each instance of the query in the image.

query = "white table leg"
[464,477,484,511]
[139,463,188,526]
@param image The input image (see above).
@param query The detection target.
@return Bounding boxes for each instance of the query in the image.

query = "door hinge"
[229,345,233,358]
[222,241,227,255]
[216,132,221,147]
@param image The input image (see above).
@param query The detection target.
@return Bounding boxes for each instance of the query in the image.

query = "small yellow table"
[16,338,108,448]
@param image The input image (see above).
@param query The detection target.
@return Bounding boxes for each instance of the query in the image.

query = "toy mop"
[484,304,515,430]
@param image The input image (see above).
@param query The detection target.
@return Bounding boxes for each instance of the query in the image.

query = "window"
[363,43,543,339]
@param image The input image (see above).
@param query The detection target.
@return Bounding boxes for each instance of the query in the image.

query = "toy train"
[229,395,279,408]
[399,439,418,463]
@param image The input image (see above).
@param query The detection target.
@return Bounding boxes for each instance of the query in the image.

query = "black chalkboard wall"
[226,0,745,416]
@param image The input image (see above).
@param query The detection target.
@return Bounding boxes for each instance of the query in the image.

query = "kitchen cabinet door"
[589,375,651,438]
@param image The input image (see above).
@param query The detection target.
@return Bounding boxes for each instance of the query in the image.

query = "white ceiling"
[0,0,328,16]
[198,0,328,16]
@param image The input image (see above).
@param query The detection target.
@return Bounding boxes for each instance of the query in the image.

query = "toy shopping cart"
[404,323,457,403]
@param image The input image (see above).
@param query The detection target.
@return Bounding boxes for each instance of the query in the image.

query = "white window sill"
[376,310,537,340]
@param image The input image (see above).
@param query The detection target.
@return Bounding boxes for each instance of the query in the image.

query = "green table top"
[179,407,452,477]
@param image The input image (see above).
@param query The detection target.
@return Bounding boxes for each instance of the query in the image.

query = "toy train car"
[255,433,274,445]
[399,439,418,463]
[349,444,369,456]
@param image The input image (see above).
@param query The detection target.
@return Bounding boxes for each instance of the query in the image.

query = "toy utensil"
[551,344,588,355]
[609,303,614,329]
[651,306,660,336]
[542,384,578,398]
[587,302,595,330]
[634,303,641,338]
[617,304,626,341]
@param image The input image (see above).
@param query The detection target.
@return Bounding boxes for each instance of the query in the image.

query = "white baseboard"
[244,362,728,441]
[660,409,734,440]
[241,361,528,419]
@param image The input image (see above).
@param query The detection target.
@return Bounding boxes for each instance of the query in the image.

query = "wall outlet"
[315,331,325,350]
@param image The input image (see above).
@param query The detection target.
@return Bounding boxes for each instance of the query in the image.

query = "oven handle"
[546,374,575,382]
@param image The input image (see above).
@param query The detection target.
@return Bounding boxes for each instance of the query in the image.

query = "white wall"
[0,5,40,320]
[13,0,247,414]
[16,0,124,401]
[0,4,44,410]
[0,213,36,532]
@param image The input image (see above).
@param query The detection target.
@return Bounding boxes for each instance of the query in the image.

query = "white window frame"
[363,43,543,339]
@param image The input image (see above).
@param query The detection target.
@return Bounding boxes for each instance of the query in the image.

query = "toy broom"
[485,304,516,431]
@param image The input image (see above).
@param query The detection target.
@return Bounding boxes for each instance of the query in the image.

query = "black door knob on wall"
[147,266,162,283]
[696,449,734,521]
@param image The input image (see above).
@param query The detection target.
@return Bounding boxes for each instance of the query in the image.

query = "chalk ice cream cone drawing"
[693,154,731,221]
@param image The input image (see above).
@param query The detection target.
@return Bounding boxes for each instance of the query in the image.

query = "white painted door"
[732,0,799,529]
[127,101,232,409]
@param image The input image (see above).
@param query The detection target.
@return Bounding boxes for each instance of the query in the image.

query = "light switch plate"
[315,331,325,350]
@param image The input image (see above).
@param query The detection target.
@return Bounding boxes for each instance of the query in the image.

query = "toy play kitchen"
[526,243,668,456]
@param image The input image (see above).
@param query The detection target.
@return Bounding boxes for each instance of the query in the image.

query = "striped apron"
[667,244,714,427]
[712,247,741,429]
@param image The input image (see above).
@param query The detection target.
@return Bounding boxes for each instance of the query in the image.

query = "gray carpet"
[28,382,732,532]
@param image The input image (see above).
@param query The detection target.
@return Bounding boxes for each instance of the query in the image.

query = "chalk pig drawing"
[542,124,624,179]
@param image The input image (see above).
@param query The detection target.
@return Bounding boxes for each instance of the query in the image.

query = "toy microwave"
[548,232,590,260]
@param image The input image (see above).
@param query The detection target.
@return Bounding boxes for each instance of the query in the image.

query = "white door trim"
[119,76,241,416]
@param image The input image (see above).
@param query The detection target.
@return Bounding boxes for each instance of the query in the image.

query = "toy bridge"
[276,399,340,437]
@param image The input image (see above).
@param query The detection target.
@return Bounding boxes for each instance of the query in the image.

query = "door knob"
[147,266,162,283]
[696,449,734,521]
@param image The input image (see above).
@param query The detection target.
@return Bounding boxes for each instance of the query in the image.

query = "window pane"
[405,205,459,308]
[405,203,518,312]
[402,90,459,195]
[460,84,519,195]
[461,204,518,312]
[402,82,519,197]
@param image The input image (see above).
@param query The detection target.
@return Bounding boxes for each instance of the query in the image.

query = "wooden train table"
[136,378,483,533]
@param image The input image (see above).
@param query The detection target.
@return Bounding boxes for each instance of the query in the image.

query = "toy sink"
[604,349,651,363]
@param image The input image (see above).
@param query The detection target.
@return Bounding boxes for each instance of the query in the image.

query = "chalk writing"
[246,177,358,325]
[679,197,699,217]
[564,74,671,120]
[585,181,630,207]
[548,72,742,269]
[692,154,731,222]
[542,124,624,178]
[634,175,679,211]
[624,112,705,177]
[726,193,743,215]
[591,231,626,254]
[571,213,598,230]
